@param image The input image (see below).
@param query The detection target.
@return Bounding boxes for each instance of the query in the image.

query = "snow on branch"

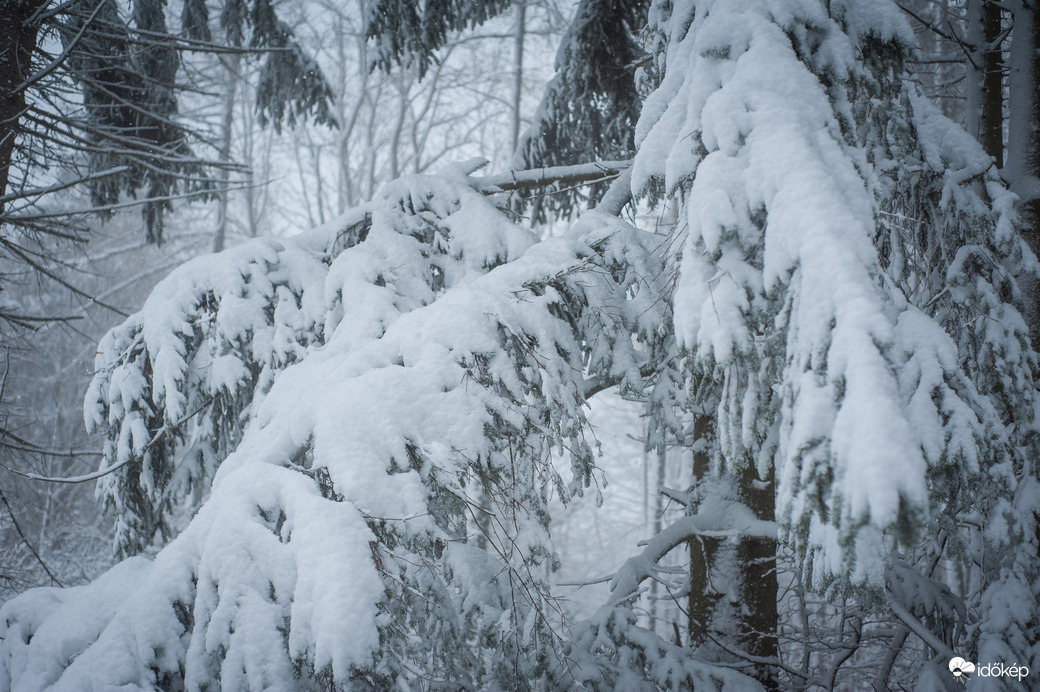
[0,164,673,689]
[474,159,631,193]
[606,499,775,607]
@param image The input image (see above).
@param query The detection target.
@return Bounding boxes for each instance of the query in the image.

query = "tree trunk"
[388,81,408,181]
[510,1,526,156]
[213,53,240,253]
[737,463,778,690]
[980,0,1005,165]
[965,0,984,143]
[685,414,778,689]
[1005,4,1040,343]
[649,446,665,634]
[0,1,47,214]
[687,415,719,647]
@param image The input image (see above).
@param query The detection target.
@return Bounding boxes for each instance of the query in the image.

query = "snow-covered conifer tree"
[564,0,1040,688]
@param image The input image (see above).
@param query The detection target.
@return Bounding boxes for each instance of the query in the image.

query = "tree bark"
[0,0,47,214]
[687,415,719,647]
[737,463,778,690]
[965,0,984,143]
[685,415,777,689]
[648,446,665,634]
[1005,4,1040,343]
[980,0,1005,165]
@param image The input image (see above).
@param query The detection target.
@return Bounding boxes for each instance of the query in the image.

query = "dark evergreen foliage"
[514,0,650,221]
[64,0,207,244]
[253,25,335,132]
[0,0,334,246]
[364,0,515,77]
[364,0,649,220]
[219,0,335,133]
[181,0,212,42]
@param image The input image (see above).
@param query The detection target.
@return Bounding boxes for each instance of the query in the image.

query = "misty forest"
[1,0,1039,690]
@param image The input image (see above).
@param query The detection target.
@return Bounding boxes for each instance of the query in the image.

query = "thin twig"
[14,0,109,95]
[0,487,63,586]
[0,396,214,484]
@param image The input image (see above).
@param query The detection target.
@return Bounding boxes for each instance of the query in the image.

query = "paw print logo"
[949,657,976,680]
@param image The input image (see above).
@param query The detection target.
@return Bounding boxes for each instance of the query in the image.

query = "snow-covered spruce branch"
[887,598,956,661]
[80,159,647,560]
[0,167,670,689]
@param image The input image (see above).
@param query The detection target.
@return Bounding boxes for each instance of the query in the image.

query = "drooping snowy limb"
[2,165,672,689]
[884,560,964,658]
[621,1,1040,688]
[84,220,347,557]
[83,157,649,559]
[84,158,532,557]
[564,496,775,690]
[884,57,1040,690]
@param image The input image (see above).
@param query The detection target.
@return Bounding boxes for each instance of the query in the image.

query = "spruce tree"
[568,0,1040,687]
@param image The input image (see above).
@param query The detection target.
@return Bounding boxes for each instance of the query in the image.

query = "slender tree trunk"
[291,140,318,230]
[243,114,258,238]
[648,446,665,634]
[363,83,382,200]
[510,0,526,155]
[965,0,985,143]
[303,126,326,225]
[0,1,47,214]
[389,82,408,180]
[245,164,259,237]
[334,16,367,213]
[213,53,240,253]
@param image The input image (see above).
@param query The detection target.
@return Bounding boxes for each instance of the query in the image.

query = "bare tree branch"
[475,159,631,193]
[0,487,63,586]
